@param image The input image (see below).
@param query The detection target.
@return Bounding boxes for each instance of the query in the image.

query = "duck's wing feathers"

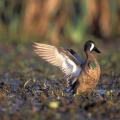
[65,48,84,65]
[33,43,81,78]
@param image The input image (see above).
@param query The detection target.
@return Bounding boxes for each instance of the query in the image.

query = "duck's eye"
[90,43,94,51]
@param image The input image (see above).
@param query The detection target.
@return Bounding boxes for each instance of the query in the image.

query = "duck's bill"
[93,47,101,53]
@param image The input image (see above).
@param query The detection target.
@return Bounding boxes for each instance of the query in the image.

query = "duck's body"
[76,52,101,94]
[33,41,101,94]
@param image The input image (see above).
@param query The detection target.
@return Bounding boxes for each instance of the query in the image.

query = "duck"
[33,40,101,94]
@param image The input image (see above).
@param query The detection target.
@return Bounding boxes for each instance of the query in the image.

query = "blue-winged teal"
[33,41,101,94]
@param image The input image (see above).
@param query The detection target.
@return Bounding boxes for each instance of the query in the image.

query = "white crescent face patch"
[90,43,95,51]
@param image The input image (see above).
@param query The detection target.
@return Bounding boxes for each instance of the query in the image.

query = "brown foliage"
[87,0,111,38]
[23,0,62,37]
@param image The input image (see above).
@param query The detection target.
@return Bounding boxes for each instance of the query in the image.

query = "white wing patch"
[65,57,80,77]
[61,55,80,77]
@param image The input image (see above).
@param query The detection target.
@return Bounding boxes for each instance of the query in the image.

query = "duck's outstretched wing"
[33,43,81,78]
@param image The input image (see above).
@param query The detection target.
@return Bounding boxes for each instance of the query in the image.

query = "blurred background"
[0,1,120,120]
[0,0,120,43]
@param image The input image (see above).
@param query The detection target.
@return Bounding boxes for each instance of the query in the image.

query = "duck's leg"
[70,79,79,94]
[67,77,77,86]
[65,78,79,94]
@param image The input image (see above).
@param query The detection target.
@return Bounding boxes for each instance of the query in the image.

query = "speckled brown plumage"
[33,40,101,95]
[76,52,101,94]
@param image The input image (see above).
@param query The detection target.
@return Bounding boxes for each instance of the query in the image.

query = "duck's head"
[84,40,101,54]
